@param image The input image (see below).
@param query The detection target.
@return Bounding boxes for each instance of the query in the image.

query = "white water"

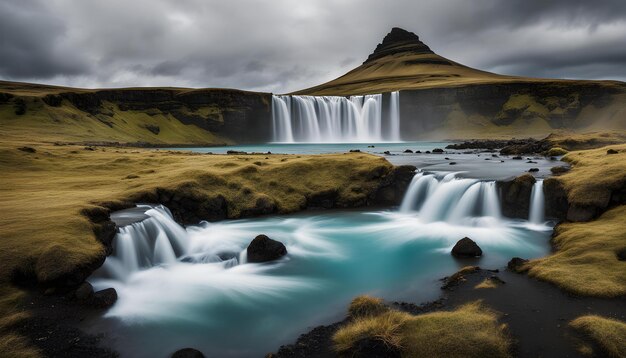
[529,180,545,224]
[399,172,502,225]
[90,173,551,357]
[271,92,400,143]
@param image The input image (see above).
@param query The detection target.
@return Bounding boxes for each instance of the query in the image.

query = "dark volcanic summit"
[364,27,433,64]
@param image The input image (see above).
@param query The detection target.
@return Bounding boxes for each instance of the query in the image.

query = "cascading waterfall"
[529,180,545,224]
[271,92,400,142]
[400,172,504,224]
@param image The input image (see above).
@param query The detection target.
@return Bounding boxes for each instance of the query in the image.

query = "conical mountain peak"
[364,27,433,64]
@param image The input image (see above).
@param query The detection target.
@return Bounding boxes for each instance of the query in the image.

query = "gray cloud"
[0,0,625,93]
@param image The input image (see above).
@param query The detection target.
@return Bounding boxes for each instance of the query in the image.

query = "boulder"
[507,257,529,273]
[528,168,539,172]
[247,235,287,263]
[607,149,618,154]
[432,148,444,153]
[171,348,205,358]
[91,288,118,308]
[403,149,413,153]
[497,174,536,219]
[74,282,94,300]
[617,248,626,261]
[451,237,482,257]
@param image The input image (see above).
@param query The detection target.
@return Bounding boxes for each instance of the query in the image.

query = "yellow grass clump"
[348,295,388,318]
[334,301,510,358]
[570,315,626,358]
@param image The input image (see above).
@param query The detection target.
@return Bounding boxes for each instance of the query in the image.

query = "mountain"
[295,28,626,137]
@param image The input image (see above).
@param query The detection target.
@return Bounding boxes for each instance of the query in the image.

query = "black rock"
[17,146,36,153]
[617,248,626,261]
[349,149,361,153]
[425,150,431,154]
[512,156,523,160]
[528,168,539,172]
[607,149,618,154]
[432,148,444,153]
[74,282,93,300]
[403,149,413,153]
[91,288,117,308]
[507,257,529,272]
[383,151,391,155]
[171,348,205,358]
[451,237,482,257]
[449,162,457,165]
[415,150,421,153]
[247,235,287,263]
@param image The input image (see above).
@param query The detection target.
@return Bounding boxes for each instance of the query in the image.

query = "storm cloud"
[1,0,625,93]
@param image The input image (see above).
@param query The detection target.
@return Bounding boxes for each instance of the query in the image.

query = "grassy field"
[527,144,626,297]
[334,297,510,358]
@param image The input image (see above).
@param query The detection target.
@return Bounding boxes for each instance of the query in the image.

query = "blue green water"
[89,207,552,357]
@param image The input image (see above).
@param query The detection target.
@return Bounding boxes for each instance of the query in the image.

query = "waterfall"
[400,173,503,224]
[389,91,400,141]
[529,180,545,224]
[99,205,190,280]
[271,93,400,143]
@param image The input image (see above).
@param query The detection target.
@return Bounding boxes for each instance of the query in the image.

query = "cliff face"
[0,82,272,145]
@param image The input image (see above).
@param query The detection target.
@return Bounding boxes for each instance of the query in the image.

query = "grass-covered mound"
[334,297,510,358]
[570,315,626,357]
[527,144,626,297]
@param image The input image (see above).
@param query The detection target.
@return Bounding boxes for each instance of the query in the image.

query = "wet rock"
[550,166,570,175]
[607,148,618,154]
[403,149,413,153]
[415,150,421,153]
[432,148,444,153]
[91,288,117,309]
[425,150,431,154]
[528,168,539,172]
[617,248,626,261]
[226,150,247,154]
[383,151,391,155]
[449,162,457,165]
[171,348,205,358]
[247,235,287,263]
[497,174,536,219]
[507,257,529,273]
[74,282,94,300]
[441,266,480,289]
[349,149,361,153]
[451,237,482,257]
[543,178,569,220]
[512,156,523,160]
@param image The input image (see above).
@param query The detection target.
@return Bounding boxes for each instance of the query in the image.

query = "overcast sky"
[1,0,625,93]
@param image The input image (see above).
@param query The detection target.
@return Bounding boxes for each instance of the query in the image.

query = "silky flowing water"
[89,171,553,358]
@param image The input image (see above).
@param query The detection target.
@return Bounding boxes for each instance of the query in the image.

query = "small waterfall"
[389,91,400,141]
[400,173,503,223]
[100,205,190,280]
[529,180,545,224]
[271,93,400,143]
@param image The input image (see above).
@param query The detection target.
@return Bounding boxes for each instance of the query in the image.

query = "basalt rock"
[451,237,482,258]
[247,235,287,263]
[543,178,569,220]
[74,281,94,301]
[370,165,417,205]
[507,257,529,273]
[91,288,118,309]
[364,27,433,64]
[497,174,536,219]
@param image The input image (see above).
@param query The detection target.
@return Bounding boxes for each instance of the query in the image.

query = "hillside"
[0,81,271,146]
[295,28,626,138]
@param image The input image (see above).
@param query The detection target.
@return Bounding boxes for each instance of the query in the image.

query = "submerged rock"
[528,167,539,172]
[171,348,205,358]
[403,149,413,153]
[451,237,482,257]
[247,235,287,263]
[432,148,444,153]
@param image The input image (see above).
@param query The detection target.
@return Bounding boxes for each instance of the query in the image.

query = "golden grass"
[545,131,626,151]
[570,315,626,358]
[557,144,626,208]
[474,278,499,290]
[528,206,626,297]
[546,147,568,156]
[334,301,510,358]
[348,295,388,318]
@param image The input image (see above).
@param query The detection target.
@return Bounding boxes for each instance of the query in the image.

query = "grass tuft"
[348,295,388,318]
[570,315,626,358]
